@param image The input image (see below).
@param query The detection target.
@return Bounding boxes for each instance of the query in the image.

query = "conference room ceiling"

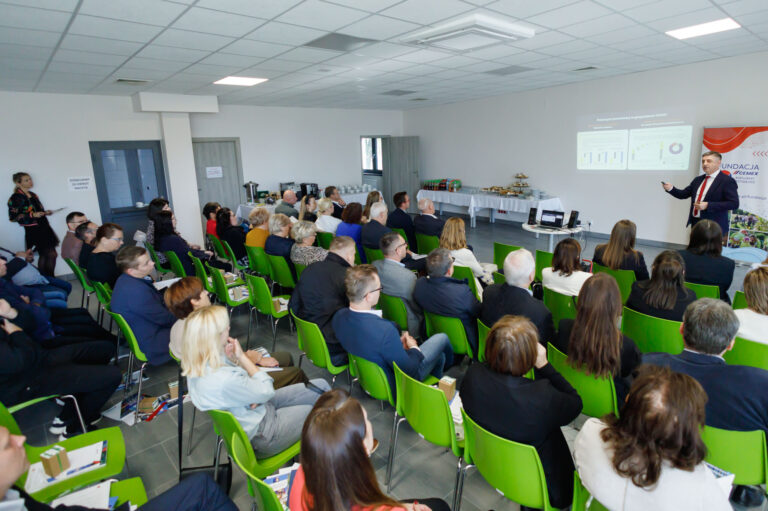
[1,0,767,110]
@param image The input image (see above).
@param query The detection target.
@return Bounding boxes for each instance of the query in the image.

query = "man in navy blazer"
[362,202,425,272]
[663,151,739,236]
[332,264,453,392]
[110,246,176,366]
[386,191,417,250]
[413,198,445,237]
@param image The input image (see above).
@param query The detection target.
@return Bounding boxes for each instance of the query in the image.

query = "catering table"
[416,189,564,228]
[522,223,583,252]
[235,190,379,223]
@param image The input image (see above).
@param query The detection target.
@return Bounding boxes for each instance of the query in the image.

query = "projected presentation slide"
[628,126,693,170]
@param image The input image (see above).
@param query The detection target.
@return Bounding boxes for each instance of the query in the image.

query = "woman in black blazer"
[216,207,248,266]
[461,315,582,509]
[86,223,123,288]
[592,219,649,281]
[626,250,697,322]
[678,220,735,303]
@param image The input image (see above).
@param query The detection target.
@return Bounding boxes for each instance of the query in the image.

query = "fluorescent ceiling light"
[666,18,740,40]
[213,76,268,86]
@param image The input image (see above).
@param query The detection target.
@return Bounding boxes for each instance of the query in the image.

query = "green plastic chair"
[571,471,609,511]
[684,281,720,299]
[316,231,334,249]
[164,250,187,278]
[221,240,247,274]
[245,274,290,352]
[457,409,556,511]
[349,354,394,407]
[416,233,439,255]
[144,242,172,278]
[390,227,409,249]
[492,271,505,284]
[363,246,384,263]
[543,286,577,332]
[92,281,112,325]
[621,307,684,354]
[477,318,491,363]
[379,293,409,332]
[453,265,480,301]
[294,263,306,278]
[724,336,768,370]
[229,432,286,511]
[188,253,215,294]
[0,399,126,503]
[388,363,463,502]
[547,343,619,418]
[245,245,272,279]
[592,263,635,304]
[110,478,148,508]
[493,242,522,271]
[291,311,350,387]
[425,311,473,358]
[107,310,148,423]
[702,426,767,486]
[64,258,94,309]
[266,254,296,290]
[207,263,249,317]
[535,250,554,283]
[733,290,748,310]
[207,233,228,259]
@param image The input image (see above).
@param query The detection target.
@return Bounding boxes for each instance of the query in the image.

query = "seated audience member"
[373,232,422,337]
[593,219,649,281]
[461,315,581,509]
[413,198,445,237]
[298,194,317,222]
[75,221,97,267]
[245,207,270,248]
[203,201,221,239]
[556,273,641,402]
[86,223,123,288]
[542,238,591,296]
[289,389,450,511]
[439,217,496,289]
[361,191,382,223]
[0,247,70,309]
[155,210,221,275]
[290,221,328,266]
[679,219,735,303]
[264,213,294,259]
[325,185,346,219]
[111,246,175,365]
[314,198,341,234]
[146,197,172,265]
[413,248,481,353]
[183,305,329,457]
[333,265,453,391]
[362,202,425,272]
[216,207,247,266]
[386,191,417,250]
[165,277,307,388]
[61,211,87,262]
[288,236,356,366]
[336,202,365,262]
[734,267,768,343]
[275,189,299,218]
[0,299,120,439]
[626,250,696,322]
[574,365,731,511]
[481,249,555,344]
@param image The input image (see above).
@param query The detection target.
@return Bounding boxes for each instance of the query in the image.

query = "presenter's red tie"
[693,175,709,216]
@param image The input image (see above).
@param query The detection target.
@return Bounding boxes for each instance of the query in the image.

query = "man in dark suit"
[663,150,739,236]
[413,197,445,237]
[332,264,452,392]
[413,248,481,353]
[362,202,425,272]
[288,236,356,366]
[324,185,346,219]
[386,191,417,249]
[481,248,555,345]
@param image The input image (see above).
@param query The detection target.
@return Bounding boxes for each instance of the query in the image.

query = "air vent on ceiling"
[115,78,151,85]
[304,33,377,52]
[573,66,598,71]
[381,89,417,96]
[485,65,532,76]
[400,13,535,53]
[410,98,428,101]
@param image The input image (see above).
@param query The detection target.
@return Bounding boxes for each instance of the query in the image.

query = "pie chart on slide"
[669,142,683,154]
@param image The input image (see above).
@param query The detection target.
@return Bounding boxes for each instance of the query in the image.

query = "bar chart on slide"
[577,130,628,170]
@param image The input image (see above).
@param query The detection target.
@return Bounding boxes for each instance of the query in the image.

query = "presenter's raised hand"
[662,182,673,192]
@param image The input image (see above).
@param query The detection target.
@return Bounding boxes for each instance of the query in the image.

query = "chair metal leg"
[59,394,87,434]
[347,370,353,394]
[386,414,406,492]
[123,352,134,399]
[451,457,464,511]
[80,288,85,308]
[113,330,121,367]
[331,374,337,387]
[246,307,253,351]
[213,435,223,479]
[186,406,197,456]
[271,317,280,352]
[134,362,147,424]
[298,353,305,369]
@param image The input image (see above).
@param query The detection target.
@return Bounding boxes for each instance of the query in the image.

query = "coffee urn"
[243,181,259,203]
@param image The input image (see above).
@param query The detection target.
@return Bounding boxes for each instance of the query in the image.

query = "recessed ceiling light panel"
[666,17,740,40]
[213,76,269,86]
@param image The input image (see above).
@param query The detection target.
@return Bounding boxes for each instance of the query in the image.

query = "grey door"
[382,136,420,214]
[192,139,245,231]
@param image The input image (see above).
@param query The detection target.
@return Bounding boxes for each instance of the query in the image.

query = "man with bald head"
[414,198,445,237]
[275,189,299,218]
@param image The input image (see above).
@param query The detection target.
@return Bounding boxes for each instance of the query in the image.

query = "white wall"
[403,51,768,245]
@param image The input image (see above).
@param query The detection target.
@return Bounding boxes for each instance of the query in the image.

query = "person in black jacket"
[461,315,582,509]
[626,250,697,322]
[216,207,248,266]
[288,236,357,366]
[154,211,221,276]
[481,248,555,346]
[86,223,123,288]
[324,185,346,219]
[413,198,445,237]
[362,202,424,272]
[592,219,649,281]
[679,219,735,303]
[386,191,417,250]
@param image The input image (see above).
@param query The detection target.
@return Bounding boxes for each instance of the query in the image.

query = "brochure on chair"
[25,441,108,494]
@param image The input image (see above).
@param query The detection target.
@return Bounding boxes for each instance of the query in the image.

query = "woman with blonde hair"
[290,220,328,266]
[182,305,329,456]
[315,198,341,234]
[734,267,768,344]
[593,219,649,280]
[298,195,318,222]
[439,217,496,289]
[361,191,382,223]
[245,207,270,249]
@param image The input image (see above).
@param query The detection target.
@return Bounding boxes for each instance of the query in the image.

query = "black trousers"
[141,473,236,511]
[48,307,117,344]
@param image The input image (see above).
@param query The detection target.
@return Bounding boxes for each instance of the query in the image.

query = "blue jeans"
[416,333,454,381]
[36,276,72,309]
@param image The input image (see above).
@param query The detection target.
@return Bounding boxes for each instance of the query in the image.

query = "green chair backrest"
[107,310,147,363]
[349,354,394,407]
[543,286,577,331]
[684,281,720,299]
[621,307,683,354]
[493,242,522,271]
[390,227,409,249]
[295,263,306,279]
[425,312,473,358]
[144,243,170,274]
[266,254,296,289]
[724,336,768,370]
[462,409,554,511]
[453,265,480,300]
[245,274,277,316]
[492,271,505,284]
[245,245,271,278]
[535,250,554,283]
[208,410,255,475]
[702,426,767,486]
[164,251,187,278]
[571,471,609,511]
[220,240,242,270]
[0,401,22,436]
[207,263,230,303]
[547,343,618,417]
[207,234,228,259]
[733,290,748,310]
[363,246,384,263]
[316,231,334,249]
[379,293,409,332]
[189,253,214,293]
[393,363,459,457]
[92,281,112,307]
[477,318,491,363]
[592,263,635,304]
[415,233,439,255]
[291,312,333,371]
[65,258,95,293]
[230,433,285,511]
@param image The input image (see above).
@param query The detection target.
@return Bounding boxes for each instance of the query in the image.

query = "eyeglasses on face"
[110,237,124,243]
[365,286,383,297]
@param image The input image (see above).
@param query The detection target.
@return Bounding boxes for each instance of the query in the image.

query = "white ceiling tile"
[183,62,244,76]
[560,13,636,38]
[278,46,338,63]
[0,0,78,11]
[622,0,713,23]
[459,59,512,72]
[587,24,657,44]
[0,56,46,71]
[323,52,381,66]
[195,0,302,19]
[338,15,420,40]
[244,21,326,45]
[0,43,52,60]
[381,0,474,25]
[69,15,164,42]
[492,50,550,64]
[0,27,60,47]
[60,34,144,55]
[152,29,235,51]
[137,44,211,62]
[363,59,418,72]
[112,67,177,80]
[124,56,191,72]
[393,48,453,63]
[199,52,262,67]
[736,10,768,27]
[52,48,127,65]
[79,0,186,26]
[487,0,581,19]
[354,42,419,58]
[230,66,284,79]
[219,39,291,58]
[46,61,114,76]
[592,0,657,9]
[538,39,597,56]
[0,4,72,31]
[463,43,524,60]
[510,30,573,49]
[277,0,369,31]
[251,58,309,71]
[172,7,265,37]
[647,7,730,32]
[525,1,612,29]
[430,54,483,67]
[721,0,768,16]
[322,0,404,12]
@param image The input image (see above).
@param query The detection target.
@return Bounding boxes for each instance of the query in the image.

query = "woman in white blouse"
[439,217,496,292]
[734,267,768,344]
[542,238,591,296]
[314,198,341,234]
[575,365,731,511]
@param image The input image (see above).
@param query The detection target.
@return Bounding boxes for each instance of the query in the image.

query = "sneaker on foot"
[48,417,66,435]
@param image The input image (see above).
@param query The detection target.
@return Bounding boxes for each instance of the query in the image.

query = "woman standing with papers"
[7,172,59,276]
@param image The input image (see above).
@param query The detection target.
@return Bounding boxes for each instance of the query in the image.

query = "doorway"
[192,138,245,232]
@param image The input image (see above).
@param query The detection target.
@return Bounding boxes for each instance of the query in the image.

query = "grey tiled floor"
[13,216,759,510]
